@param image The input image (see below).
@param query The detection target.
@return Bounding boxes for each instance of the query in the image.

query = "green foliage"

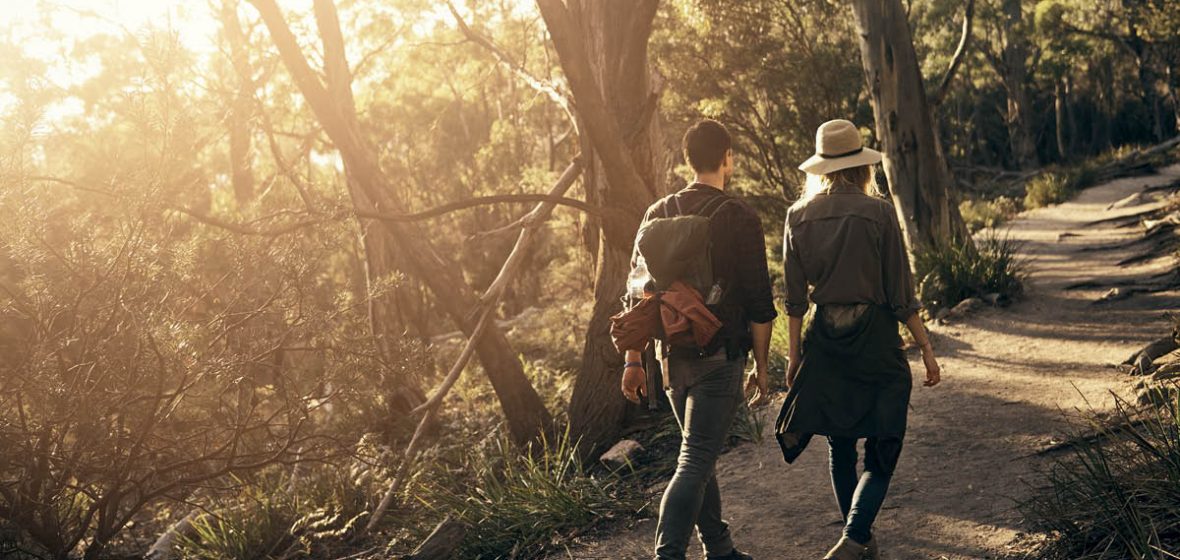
[960,196,1021,232]
[915,235,1026,311]
[1020,396,1180,559]
[422,428,643,559]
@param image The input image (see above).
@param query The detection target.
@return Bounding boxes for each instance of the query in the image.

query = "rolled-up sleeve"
[782,212,809,318]
[733,207,777,324]
[882,205,921,322]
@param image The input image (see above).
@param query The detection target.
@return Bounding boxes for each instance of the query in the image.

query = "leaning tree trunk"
[848,0,967,251]
[252,0,552,446]
[537,0,661,459]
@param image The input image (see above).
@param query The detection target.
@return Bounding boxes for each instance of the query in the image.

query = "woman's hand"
[786,350,802,389]
[921,345,941,387]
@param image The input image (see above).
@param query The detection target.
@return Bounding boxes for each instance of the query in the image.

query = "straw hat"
[798,119,882,175]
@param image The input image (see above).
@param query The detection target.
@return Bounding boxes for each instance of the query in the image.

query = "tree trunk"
[1138,56,1165,142]
[1064,74,1077,154]
[220,1,256,205]
[1092,58,1114,152]
[1167,66,1180,135]
[537,0,661,458]
[998,0,1039,170]
[1055,78,1068,160]
[251,0,552,446]
[848,0,967,251]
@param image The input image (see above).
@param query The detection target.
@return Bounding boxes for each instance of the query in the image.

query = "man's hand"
[921,345,941,387]
[622,364,647,404]
[786,350,802,389]
[744,366,770,407]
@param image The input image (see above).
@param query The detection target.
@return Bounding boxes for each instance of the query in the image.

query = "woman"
[775,119,942,560]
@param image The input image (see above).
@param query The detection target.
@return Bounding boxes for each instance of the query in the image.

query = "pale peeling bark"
[849,0,968,250]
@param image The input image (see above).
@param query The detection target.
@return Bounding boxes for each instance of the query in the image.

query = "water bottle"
[627,258,650,300]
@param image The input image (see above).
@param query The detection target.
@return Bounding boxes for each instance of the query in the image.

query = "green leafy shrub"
[423,428,644,559]
[915,235,1026,311]
[1020,396,1180,559]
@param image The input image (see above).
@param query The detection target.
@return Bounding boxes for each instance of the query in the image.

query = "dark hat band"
[817,146,864,159]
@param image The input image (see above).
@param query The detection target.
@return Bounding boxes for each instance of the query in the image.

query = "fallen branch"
[1034,419,1151,456]
[403,516,468,560]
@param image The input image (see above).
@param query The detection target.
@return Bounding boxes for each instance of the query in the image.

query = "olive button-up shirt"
[782,185,921,323]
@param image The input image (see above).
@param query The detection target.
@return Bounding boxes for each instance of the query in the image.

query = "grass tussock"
[1023,144,1170,209]
[960,196,1021,232]
[422,427,645,559]
[915,234,1026,312]
[1020,395,1180,559]
[177,468,371,560]
[1024,169,1081,208]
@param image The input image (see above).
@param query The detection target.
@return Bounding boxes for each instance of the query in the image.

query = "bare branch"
[931,0,974,106]
[354,192,602,223]
[169,206,335,236]
[447,1,576,126]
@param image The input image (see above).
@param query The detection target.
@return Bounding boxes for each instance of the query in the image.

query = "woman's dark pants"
[827,436,895,544]
[653,351,744,559]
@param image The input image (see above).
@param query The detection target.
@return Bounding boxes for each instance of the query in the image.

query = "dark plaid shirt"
[633,183,778,354]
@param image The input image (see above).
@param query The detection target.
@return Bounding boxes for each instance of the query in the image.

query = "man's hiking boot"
[822,536,866,560]
[705,549,754,560]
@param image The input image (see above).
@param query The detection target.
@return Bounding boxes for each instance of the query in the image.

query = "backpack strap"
[695,193,736,219]
[661,191,735,219]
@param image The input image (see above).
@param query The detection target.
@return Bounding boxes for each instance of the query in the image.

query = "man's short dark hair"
[682,119,732,173]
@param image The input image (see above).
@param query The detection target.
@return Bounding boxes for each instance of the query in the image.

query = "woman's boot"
[822,536,866,560]
[863,536,879,559]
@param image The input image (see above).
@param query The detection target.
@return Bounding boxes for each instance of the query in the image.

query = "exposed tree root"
[1066,268,1179,293]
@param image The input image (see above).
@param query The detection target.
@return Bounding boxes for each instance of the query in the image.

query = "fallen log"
[403,516,468,560]
[1121,336,1180,376]
[1034,419,1151,456]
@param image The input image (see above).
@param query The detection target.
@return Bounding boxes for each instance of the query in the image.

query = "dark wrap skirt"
[774,303,912,474]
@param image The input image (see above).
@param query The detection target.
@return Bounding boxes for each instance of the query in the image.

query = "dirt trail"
[558,164,1180,560]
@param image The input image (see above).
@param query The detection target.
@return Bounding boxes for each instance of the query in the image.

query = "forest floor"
[551,164,1180,560]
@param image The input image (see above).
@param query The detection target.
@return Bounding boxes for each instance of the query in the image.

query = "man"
[622,119,776,560]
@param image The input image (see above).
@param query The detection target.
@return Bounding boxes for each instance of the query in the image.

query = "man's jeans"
[654,350,744,560]
[827,436,895,545]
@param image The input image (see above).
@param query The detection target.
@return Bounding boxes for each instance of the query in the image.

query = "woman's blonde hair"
[801,164,880,201]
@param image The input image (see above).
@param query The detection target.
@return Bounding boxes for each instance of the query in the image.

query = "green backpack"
[635,194,733,300]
